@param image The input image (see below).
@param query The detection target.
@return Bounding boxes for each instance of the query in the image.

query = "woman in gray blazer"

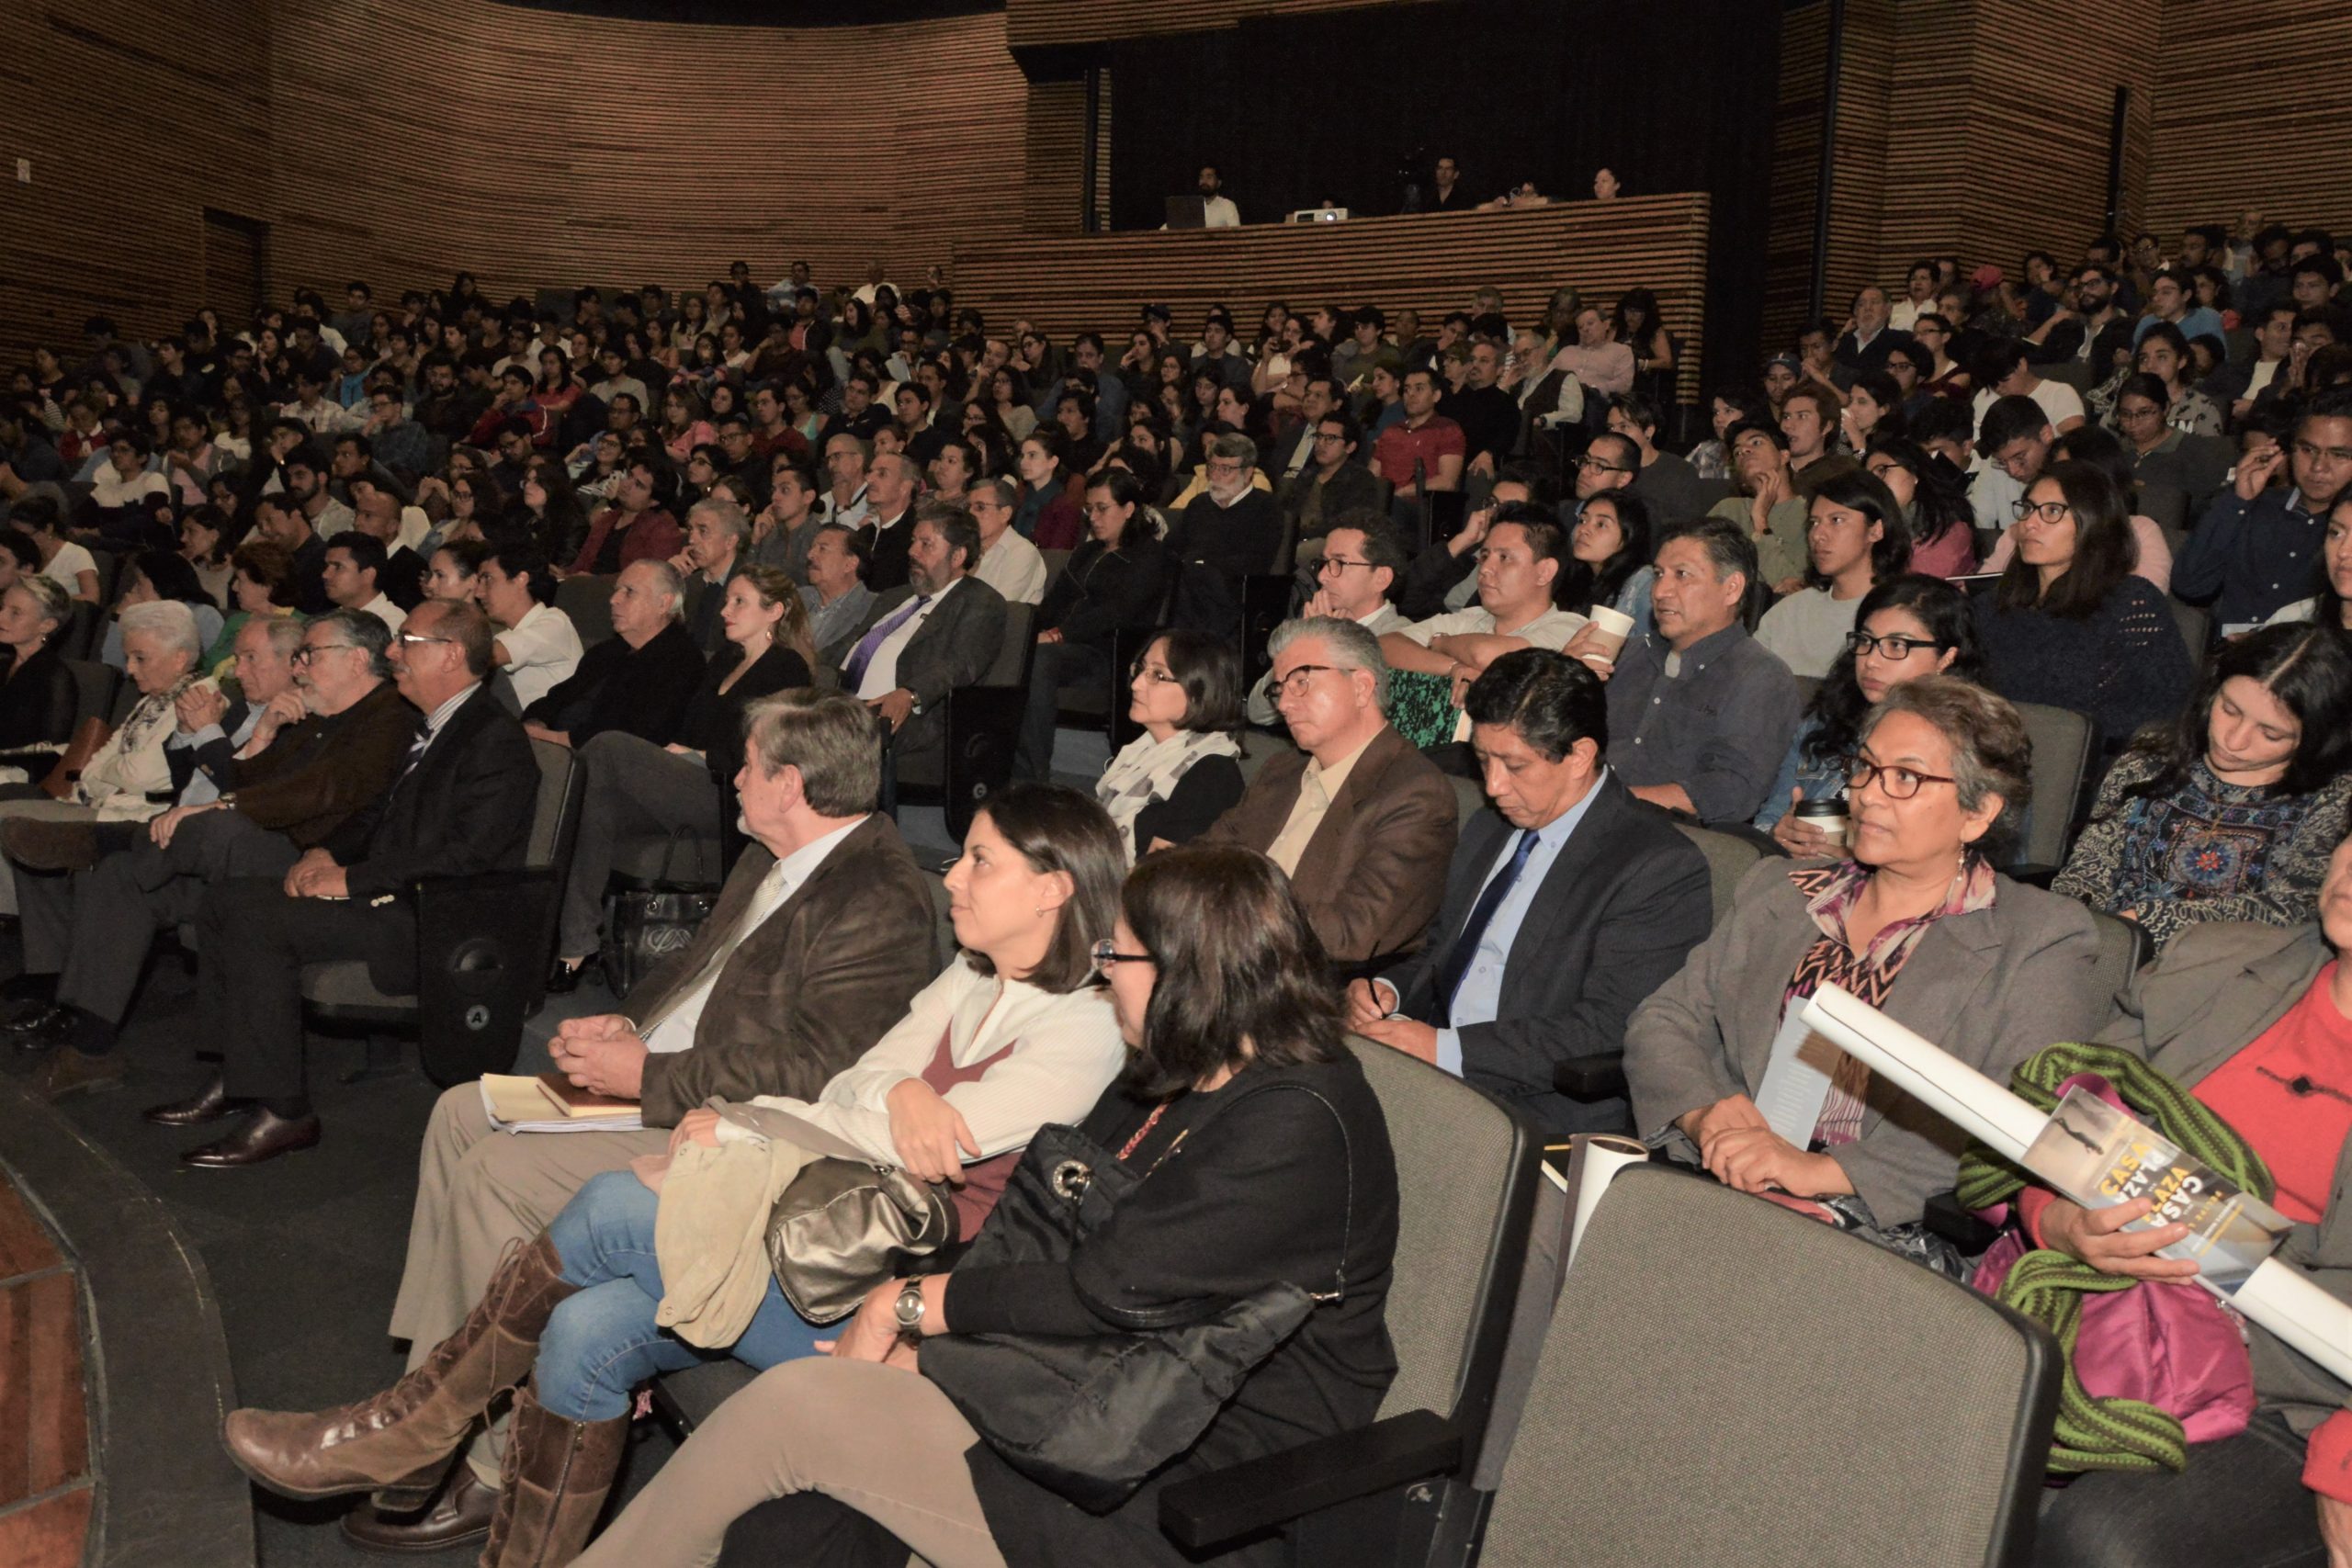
[1625,675,2111,1235]
[2027,850,2352,1568]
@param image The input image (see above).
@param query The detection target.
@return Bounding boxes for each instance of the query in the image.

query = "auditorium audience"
[1380,509,1587,704]
[964,476,1046,605]
[474,539,582,709]
[1977,417,2177,592]
[1762,573,1981,836]
[1755,468,1913,679]
[1017,469,1167,780]
[149,601,537,1167]
[522,558,706,750]
[2175,389,2352,630]
[1596,517,1804,825]
[560,842,1398,1568]
[2053,623,2352,948]
[564,455,684,577]
[1011,429,1084,551]
[1708,417,1812,593]
[1973,461,2194,750]
[2024,834,2352,1568]
[1097,628,1246,857]
[1201,615,1455,964]
[1352,649,1709,1135]
[0,575,77,775]
[674,496,751,655]
[1627,675,2109,1236]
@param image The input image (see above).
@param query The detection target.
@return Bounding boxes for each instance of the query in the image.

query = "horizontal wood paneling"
[954,194,1712,403]
[2144,0,2352,237]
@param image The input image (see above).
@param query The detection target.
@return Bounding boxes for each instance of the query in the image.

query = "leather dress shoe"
[179,1107,321,1168]
[340,1464,496,1555]
[7,1002,71,1054]
[39,1046,125,1100]
[544,956,587,996]
[142,1076,240,1127]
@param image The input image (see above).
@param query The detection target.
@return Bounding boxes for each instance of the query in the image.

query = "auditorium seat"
[557,573,617,649]
[1446,1164,2057,1568]
[901,602,1035,840]
[2168,595,2211,657]
[297,737,586,1086]
[2007,701,2094,883]
[61,657,119,730]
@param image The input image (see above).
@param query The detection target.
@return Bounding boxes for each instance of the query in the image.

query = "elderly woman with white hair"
[0,598,213,913]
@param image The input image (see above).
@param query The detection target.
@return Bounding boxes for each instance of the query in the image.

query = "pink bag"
[1968,1071,2256,1448]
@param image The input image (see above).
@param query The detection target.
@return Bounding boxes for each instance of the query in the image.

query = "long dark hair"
[1799,573,1982,769]
[1993,460,2137,619]
[1802,468,1913,592]
[1865,436,1971,550]
[1558,491,1653,615]
[1118,844,1344,1099]
[2116,622,2352,800]
[960,783,1128,994]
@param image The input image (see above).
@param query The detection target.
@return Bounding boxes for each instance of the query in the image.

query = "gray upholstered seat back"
[1481,1165,2050,1568]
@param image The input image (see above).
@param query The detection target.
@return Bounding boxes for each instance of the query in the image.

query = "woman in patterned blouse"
[2053,624,2352,949]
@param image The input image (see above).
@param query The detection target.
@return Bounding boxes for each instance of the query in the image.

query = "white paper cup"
[1585,605,1634,662]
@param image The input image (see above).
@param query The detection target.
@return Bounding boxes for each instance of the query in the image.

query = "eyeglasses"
[1090,938,1153,976]
[293,643,353,663]
[1845,754,1960,800]
[1847,631,1944,660]
[1318,556,1374,574]
[1576,456,1634,474]
[2116,403,2165,423]
[1130,663,1178,685]
[396,632,454,648]
[1266,663,1338,698]
[2011,498,2075,524]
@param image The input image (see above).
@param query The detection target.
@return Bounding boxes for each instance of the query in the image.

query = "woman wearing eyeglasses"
[1628,675,2109,1244]
[1097,629,1246,858]
[1974,460,2194,755]
[220,784,1128,1565]
[1760,574,1981,836]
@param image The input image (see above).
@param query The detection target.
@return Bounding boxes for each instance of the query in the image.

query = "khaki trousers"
[387,1082,670,1481]
[576,1358,1005,1568]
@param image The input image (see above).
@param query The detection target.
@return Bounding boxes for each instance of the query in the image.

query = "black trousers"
[2031,1412,2324,1568]
[197,876,413,1102]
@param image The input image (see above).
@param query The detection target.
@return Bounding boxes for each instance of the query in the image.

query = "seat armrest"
[1555,1052,1628,1100]
[2003,863,2058,889]
[1923,1190,2004,1255]
[1158,1409,1461,1553]
[408,866,557,899]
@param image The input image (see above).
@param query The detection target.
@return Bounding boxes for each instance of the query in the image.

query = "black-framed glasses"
[1318,556,1374,574]
[2011,498,2074,524]
[1575,456,1633,474]
[293,642,353,664]
[1845,755,1960,800]
[1266,663,1338,698]
[1129,660,1179,685]
[1091,938,1153,976]
[396,632,455,649]
[1846,631,1944,660]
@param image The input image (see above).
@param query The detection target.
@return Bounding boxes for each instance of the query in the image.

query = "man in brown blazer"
[367,688,936,1553]
[1201,615,1457,964]
[17,610,418,1089]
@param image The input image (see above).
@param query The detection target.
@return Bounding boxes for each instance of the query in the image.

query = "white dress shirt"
[498,602,585,711]
[973,531,1047,605]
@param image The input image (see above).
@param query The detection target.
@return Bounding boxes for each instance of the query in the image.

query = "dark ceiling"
[491,0,1000,25]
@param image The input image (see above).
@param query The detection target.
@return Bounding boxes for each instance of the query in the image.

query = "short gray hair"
[628,558,687,621]
[307,607,393,677]
[119,600,202,665]
[1266,615,1388,713]
[742,688,883,816]
[250,612,311,661]
[970,475,1019,509]
[6,576,71,636]
[1206,430,1257,470]
[688,497,752,545]
[1863,674,2031,857]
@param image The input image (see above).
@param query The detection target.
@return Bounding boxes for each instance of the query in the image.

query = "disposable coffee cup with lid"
[1792,798,1849,844]
[1584,605,1634,662]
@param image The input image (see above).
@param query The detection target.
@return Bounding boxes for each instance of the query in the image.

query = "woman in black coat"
[0,574,82,776]
[1016,467,1169,780]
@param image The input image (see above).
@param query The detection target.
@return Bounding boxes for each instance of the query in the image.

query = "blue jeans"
[538,1170,831,1422]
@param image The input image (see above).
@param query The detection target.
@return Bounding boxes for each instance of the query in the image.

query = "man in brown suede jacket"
[363,688,935,1554]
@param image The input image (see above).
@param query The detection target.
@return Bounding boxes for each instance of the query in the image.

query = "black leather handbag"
[920,1084,1353,1514]
[598,830,718,997]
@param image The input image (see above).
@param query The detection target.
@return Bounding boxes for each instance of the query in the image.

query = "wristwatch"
[892,1280,927,1334]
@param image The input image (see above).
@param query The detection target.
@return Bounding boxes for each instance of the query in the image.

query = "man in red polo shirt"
[1372,366,1466,502]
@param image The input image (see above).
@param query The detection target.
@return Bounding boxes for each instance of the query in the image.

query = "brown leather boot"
[220,1235,578,1501]
[479,1382,628,1568]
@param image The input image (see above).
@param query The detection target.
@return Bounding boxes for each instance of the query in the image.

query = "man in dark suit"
[1351,650,1712,1135]
[521,558,707,750]
[1832,284,1912,388]
[365,688,937,1551]
[1277,412,1388,549]
[18,612,416,1096]
[854,452,921,593]
[1201,615,1456,964]
[1167,431,1283,636]
[830,501,1008,792]
[149,600,540,1167]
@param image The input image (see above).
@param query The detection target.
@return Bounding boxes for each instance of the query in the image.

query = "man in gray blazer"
[826,500,1009,790]
[1350,650,1712,1135]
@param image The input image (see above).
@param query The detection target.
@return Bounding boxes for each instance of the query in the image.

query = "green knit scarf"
[1954,1041,2275,1474]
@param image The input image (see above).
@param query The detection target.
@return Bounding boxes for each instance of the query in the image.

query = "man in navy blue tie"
[1349,649,1712,1136]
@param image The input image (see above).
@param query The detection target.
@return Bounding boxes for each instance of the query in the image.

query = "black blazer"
[1277,459,1386,535]
[0,642,82,768]
[1379,773,1713,1135]
[1036,536,1166,652]
[681,641,810,783]
[522,620,707,748]
[322,682,539,904]
[829,576,1009,775]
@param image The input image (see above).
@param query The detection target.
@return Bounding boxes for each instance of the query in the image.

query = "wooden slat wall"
[1021,76,1113,237]
[0,3,274,367]
[1007,0,1442,51]
[2144,0,2352,237]
[953,194,1712,404]
[1760,1,1829,351]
